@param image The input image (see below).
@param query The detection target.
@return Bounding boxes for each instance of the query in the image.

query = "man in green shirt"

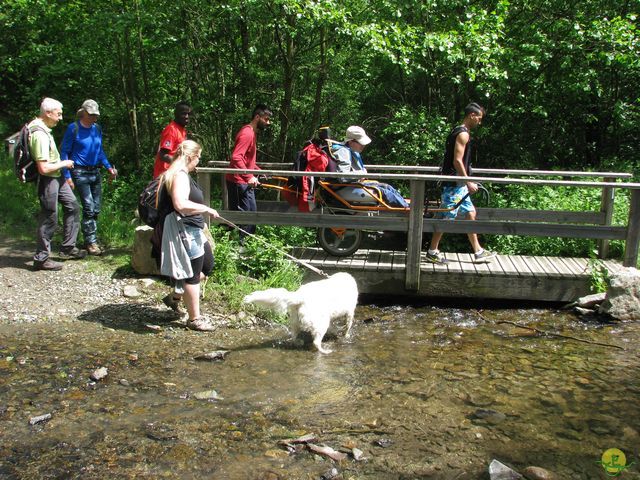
[30,97,86,271]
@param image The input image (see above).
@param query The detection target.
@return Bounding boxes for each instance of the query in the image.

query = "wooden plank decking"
[294,247,622,302]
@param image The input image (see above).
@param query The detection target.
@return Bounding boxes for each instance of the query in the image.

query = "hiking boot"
[86,243,103,256]
[162,293,186,315]
[33,259,63,271]
[59,247,87,260]
[425,251,449,265]
[186,317,217,332]
[474,250,496,263]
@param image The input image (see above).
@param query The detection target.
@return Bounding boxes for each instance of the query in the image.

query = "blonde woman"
[161,140,219,331]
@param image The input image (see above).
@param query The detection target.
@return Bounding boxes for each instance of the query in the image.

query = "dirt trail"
[0,237,167,325]
[0,236,263,332]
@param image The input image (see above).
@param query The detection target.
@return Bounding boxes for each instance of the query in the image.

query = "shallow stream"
[1,303,639,479]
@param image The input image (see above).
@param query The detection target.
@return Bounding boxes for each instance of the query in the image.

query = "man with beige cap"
[60,99,117,255]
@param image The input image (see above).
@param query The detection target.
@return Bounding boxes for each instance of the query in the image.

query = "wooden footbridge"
[197,163,640,302]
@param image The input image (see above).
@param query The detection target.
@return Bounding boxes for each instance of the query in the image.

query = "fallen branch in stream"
[320,428,391,435]
[473,311,624,351]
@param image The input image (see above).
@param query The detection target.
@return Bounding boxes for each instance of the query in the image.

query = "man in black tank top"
[426,103,495,265]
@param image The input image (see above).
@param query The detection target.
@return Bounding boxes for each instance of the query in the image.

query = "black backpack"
[14,123,46,183]
[286,145,310,192]
[138,176,166,227]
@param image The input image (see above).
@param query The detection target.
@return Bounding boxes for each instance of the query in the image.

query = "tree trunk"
[115,31,140,169]
[276,16,296,161]
[133,0,153,153]
[310,27,327,135]
[111,1,142,168]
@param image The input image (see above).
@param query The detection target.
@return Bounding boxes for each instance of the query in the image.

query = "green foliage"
[2,0,638,174]
[234,224,310,285]
[485,182,629,257]
[207,225,306,317]
[0,159,39,239]
[378,107,449,166]
[208,226,307,289]
[588,258,610,293]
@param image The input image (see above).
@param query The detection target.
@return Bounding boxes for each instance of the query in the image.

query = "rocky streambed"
[0,238,638,479]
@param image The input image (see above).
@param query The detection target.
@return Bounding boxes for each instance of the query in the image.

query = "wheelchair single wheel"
[317,226,363,257]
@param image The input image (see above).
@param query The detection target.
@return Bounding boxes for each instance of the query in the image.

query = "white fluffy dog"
[243,272,358,354]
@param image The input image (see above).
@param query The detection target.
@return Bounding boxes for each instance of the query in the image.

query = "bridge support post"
[623,188,640,267]
[406,180,425,291]
[197,171,212,227]
[598,177,615,259]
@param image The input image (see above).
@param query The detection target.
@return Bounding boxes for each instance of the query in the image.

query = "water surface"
[0,304,638,479]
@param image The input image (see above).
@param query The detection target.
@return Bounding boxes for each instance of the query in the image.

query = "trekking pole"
[452,183,490,209]
[216,216,330,279]
[428,183,490,213]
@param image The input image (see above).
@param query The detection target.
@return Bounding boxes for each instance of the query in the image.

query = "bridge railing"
[196,164,640,291]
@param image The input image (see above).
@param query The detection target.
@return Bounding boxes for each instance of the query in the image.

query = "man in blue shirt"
[61,100,117,255]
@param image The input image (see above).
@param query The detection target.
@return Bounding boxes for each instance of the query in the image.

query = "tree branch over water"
[473,310,625,351]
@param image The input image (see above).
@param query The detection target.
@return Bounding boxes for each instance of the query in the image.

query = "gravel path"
[0,236,267,331]
[0,237,153,325]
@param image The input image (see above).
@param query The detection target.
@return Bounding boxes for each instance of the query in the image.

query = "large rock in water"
[599,267,640,321]
[574,292,606,309]
[131,225,160,276]
[489,459,522,479]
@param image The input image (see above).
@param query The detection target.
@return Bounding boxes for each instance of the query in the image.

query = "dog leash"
[216,216,330,279]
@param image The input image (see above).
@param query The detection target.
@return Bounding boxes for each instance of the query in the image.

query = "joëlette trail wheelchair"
[258,140,487,257]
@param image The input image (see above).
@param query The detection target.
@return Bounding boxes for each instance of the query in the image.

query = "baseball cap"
[79,99,100,116]
[344,126,371,146]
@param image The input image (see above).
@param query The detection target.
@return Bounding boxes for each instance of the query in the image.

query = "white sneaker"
[474,250,496,263]
[426,251,449,265]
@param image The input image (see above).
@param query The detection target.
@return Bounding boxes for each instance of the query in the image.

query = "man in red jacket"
[226,104,273,243]
[152,101,192,179]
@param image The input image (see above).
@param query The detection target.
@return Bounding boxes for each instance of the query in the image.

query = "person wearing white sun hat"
[331,125,408,207]
[331,125,371,182]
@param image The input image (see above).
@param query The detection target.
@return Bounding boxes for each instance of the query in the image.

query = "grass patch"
[203,225,307,322]
[0,158,39,238]
[82,249,134,277]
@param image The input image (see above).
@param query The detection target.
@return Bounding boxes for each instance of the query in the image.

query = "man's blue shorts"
[436,184,475,219]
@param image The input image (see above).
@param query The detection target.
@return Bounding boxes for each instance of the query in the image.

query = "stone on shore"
[489,459,523,479]
[90,367,108,381]
[123,285,141,298]
[523,466,555,480]
[132,225,160,276]
[599,267,640,321]
[574,292,606,309]
[29,413,52,425]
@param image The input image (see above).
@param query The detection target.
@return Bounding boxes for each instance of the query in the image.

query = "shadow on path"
[77,302,183,334]
[0,237,35,271]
